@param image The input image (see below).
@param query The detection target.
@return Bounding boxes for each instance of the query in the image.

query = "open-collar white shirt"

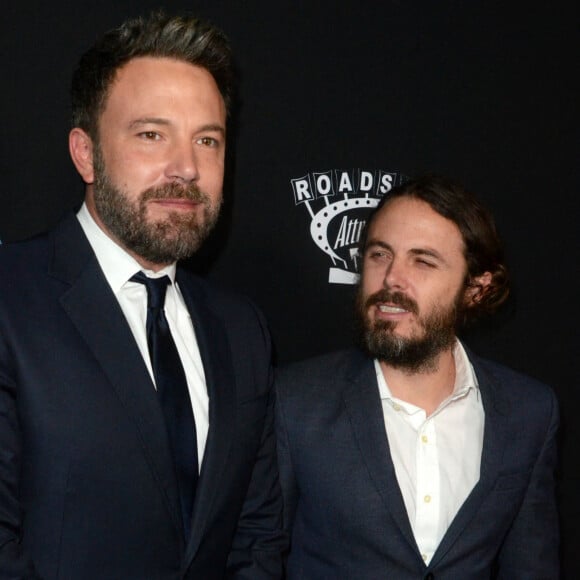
[374,340,484,565]
[77,203,209,469]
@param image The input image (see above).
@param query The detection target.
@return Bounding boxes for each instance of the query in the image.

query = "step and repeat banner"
[1,1,577,574]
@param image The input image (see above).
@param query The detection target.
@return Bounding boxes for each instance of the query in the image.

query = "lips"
[152,199,199,207]
[378,304,408,314]
[365,290,418,315]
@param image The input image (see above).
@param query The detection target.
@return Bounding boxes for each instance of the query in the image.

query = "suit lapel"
[49,215,184,538]
[176,271,236,561]
[429,356,510,567]
[342,352,419,554]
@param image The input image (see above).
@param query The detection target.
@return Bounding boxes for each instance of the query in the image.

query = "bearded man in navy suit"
[276,175,559,579]
[0,13,285,579]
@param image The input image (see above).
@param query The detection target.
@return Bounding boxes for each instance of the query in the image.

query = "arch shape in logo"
[291,169,405,284]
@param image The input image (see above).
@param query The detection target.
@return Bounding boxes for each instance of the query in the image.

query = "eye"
[366,249,390,262]
[416,258,436,268]
[138,131,161,141]
[196,136,219,148]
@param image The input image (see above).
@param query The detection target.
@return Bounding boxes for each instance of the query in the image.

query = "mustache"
[364,289,419,315]
[140,182,209,203]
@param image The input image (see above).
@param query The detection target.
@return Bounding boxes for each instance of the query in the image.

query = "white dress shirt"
[77,203,209,469]
[374,341,484,564]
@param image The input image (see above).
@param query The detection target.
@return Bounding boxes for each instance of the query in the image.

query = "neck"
[379,347,456,416]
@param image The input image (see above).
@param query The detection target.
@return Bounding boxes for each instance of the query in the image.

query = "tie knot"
[130,271,171,310]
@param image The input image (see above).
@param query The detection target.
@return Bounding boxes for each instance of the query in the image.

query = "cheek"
[360,270,383,298]
[111,157,162,193]
[104,139,164,179]
[201,159,225,194]
[427,281,466,312]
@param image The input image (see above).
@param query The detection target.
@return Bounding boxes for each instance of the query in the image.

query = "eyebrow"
[129,117,171,129]
[199,123,226,134]
[365,239,391,252]
[128,119,226,135]
[409,248,447,264]
[365,240,448,264]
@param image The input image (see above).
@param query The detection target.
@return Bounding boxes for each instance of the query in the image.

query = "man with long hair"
[276,175,558,578]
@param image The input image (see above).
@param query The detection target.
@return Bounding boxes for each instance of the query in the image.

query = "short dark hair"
[359,174,510,323]
[71,12,234,139]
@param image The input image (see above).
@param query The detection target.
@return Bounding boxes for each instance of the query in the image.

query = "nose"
[165,139,199,184]
[383,257,407,290]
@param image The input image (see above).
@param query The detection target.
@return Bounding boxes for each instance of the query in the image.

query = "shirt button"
[422,553,427,561]
[421,435,428,443]
[424,495,431,503]
[393,404,401,411]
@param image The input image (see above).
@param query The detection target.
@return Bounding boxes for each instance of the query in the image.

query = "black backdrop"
[1,2,578,576]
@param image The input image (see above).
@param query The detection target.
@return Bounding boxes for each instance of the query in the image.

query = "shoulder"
[278,349,359,377]
[177,269,265,321]
[176,269,271,352]
[276,348,369,399]
[0,233,49,269]
[0,234,51,296]
[471,353,558,422]
[473,354,554,396]
[0,213,86,284]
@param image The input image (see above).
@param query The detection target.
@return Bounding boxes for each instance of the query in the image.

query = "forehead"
[102,56,225,120]
[367,197,466,259]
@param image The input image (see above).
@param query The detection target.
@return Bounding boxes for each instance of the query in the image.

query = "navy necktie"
[131,271,198,540]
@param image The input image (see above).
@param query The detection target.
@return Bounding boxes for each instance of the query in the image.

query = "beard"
[92,146,222,265]
[355,287,463,373]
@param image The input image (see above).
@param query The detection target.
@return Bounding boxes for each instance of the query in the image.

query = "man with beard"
[276,175,559,579]
[0,13,285,579]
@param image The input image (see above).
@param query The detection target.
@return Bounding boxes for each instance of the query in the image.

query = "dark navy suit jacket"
[0,214,285,579]
[276,348,559,579]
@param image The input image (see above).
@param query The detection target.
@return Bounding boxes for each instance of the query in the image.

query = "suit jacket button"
[424,574,434,580]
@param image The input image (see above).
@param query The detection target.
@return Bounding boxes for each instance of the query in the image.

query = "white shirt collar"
[76,202,176,293]
[375,340,479,407]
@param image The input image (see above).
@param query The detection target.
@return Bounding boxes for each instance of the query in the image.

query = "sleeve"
[0,346,40,578]
[274,371,299,540]
[224,308,288,579]
[497,388,560,578]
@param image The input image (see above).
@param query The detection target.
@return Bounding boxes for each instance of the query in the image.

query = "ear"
[464,271,492,306]
[69,128,95,184]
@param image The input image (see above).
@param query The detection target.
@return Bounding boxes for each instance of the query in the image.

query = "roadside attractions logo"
[290,169,406,284]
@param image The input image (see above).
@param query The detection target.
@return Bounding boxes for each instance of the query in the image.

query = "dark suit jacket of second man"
[276,348,559,579]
